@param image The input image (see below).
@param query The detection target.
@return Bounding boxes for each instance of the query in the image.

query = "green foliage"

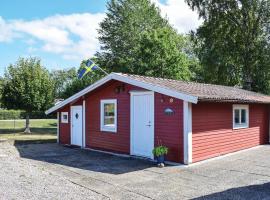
[186,0,270,94]
[152,145,168,157]
[0,110,55,120]
[61,60,104,99]
[2,57,54,112]
[96,0,197,80]
[50,68,77,99]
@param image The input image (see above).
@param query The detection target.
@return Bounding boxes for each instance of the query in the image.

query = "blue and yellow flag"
[78,59,98,79]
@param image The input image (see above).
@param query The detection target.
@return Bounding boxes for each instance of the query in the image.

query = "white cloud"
[0,0,201,63]
[152,0,202,33]
[0,13,104,61]
[0,17,14,42]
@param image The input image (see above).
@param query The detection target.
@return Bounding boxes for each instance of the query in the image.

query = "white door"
[71,106,83,146]
[131,92,154,159]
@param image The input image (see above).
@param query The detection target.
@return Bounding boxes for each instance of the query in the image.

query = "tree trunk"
[24,113,31,133]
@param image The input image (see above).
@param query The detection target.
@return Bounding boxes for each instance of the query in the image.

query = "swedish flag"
[78,59,99,79]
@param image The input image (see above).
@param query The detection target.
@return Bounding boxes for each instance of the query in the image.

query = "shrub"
[152,145,168,157]
[0,110,56,120]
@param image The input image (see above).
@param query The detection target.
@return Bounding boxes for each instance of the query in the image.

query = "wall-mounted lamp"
[164,108,174,116]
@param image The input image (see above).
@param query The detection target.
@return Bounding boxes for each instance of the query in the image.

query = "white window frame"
[61,112,68,123]
[233,105,249,129]
[100,99,117,132]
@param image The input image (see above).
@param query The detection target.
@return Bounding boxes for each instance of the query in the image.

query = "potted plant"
[152,145,168,166]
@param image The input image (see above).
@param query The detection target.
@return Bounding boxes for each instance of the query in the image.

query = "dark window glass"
[241,109,246,123]
[234,109,240,124]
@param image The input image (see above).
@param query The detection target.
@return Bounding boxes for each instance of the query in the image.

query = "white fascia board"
[112,73,198,104]
[45,72,198,115]
[45,74,114,115]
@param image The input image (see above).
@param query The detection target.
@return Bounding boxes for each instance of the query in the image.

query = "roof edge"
[45,73,198,115]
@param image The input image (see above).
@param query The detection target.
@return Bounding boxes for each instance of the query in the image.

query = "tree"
[186,0,270,94]
[2,57,54,133]
[96,0,197,80]
[61,60,104,98]
[50,68,77,99]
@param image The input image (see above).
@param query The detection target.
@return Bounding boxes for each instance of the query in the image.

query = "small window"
[61,112,68,123]
[100,99,117,132]
[233,105,249,129]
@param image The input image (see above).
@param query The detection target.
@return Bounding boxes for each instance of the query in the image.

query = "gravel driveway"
[0,141,270,200]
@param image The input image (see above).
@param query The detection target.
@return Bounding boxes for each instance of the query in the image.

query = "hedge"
[0,110,56,120]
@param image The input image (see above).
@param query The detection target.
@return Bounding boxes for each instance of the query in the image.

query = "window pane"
[241,109,246,123]
[234,109,240,124]
[104,116,115,125]
[104,103,115,125]
[63,115,67,120]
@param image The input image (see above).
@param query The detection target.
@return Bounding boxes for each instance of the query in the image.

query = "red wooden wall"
[192,102,269,163]
[58,99,83,145]
[154,93,183,162]
[58,106,71,144]
[83,80,183,163]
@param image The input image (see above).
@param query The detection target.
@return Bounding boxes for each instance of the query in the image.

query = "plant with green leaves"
[186,0,270,94]
[152,145,168,157]
[96,0,197,80]
[1,57,54,133]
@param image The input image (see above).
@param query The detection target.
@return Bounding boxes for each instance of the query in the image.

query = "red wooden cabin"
[46,73,270,164]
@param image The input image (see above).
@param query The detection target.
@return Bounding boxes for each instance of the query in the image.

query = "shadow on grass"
[14,142,155,175]
[49,122,57,126]
[193,182,270,200]
[12,139,57,145]
[0,127,56,134]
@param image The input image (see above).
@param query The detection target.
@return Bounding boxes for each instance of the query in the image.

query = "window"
[233,105,249,129]
[100,99,117,132]
[61,112,68,123]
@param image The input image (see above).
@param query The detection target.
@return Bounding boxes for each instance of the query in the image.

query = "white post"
[57,112,60,144]
[183,101,192,164]
[269,107,270,143]
[83,100,86,148]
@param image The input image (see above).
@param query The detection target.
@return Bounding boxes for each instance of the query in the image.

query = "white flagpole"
[96,65,109,75]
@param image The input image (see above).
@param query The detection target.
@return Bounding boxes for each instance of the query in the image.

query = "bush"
[0,110,56,120]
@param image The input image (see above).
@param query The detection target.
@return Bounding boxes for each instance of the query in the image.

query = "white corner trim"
[82,100,86,148]
[45,73,198,115]
[57,112,59,144]
[183,101,192,164]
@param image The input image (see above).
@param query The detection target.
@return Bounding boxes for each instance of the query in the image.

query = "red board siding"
[192,102,269,163]
[58,106,71,144]
[83,80,183,163]
[154,94,183,162]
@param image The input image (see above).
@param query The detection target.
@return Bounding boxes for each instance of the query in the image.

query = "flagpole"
[97,65,109,75]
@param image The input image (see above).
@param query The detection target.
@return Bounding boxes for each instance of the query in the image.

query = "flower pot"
[156,155,165,164]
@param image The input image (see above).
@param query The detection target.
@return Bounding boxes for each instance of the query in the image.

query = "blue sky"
[0,0,201,75]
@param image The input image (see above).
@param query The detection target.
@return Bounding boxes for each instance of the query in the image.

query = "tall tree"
[186,0,270,93]
[61,60,104,98]
[96,0,197,80]
[50,68,77,99]
[2,57,54,133]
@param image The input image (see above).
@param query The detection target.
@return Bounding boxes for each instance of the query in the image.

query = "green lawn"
[0,119,57,143]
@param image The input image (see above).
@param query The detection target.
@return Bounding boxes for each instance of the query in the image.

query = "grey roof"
[119,73,270,103]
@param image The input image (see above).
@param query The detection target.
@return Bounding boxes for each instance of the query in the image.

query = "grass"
[0,119,57,143]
